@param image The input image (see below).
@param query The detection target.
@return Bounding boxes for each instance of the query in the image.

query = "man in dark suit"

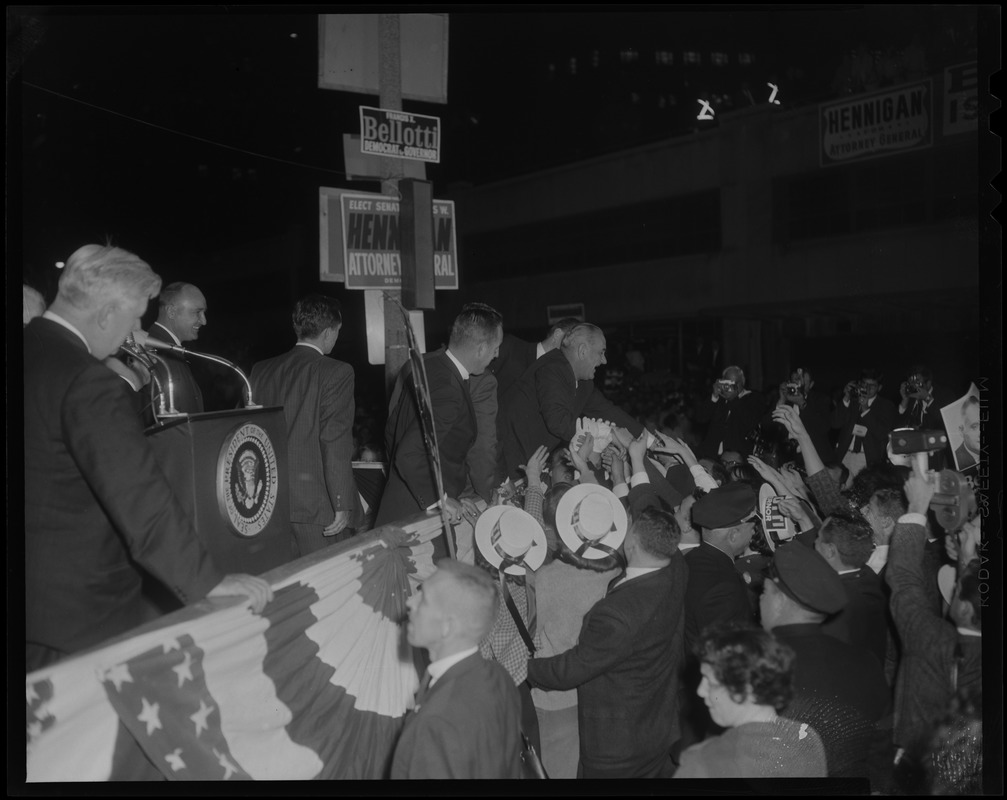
[897,365,956,470]
[375,303,503,558]
[145,281,208,419]
[832,368,897,481]
[391,560,523,779]
[498,322,643,479]
[488,318,579,401]
[24,244,273,673]
[811,511,890,668]
[250,294,358,558]
[527,504,687,779]
[761,542,891,780]
[695,366,766,460]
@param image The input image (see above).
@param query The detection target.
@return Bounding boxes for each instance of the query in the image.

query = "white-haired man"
[391,560,523,779]
[25,244,272,673]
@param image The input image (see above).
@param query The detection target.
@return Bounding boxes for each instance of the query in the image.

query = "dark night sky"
[10,6,957,270]
[8,5,981,382]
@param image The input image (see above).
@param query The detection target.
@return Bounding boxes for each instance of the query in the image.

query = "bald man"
[146,281,208,418]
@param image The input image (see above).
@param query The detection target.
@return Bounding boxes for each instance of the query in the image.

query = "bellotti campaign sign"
[819,80,933,167]
[327,191,457,290]
[359,106,441,163]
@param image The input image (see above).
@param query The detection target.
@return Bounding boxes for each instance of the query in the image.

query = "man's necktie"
[414,670,432,708]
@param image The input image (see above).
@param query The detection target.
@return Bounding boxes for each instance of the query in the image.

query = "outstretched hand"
[208,574,274,614]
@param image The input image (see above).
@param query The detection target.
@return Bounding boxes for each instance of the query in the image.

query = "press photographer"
[832,369,897,481]
[695,365,766,461]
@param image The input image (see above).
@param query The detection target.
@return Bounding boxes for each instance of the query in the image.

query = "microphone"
[132,329,186,355]
[135,329,261,409]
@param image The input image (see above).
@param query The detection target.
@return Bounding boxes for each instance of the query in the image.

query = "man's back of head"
[47,243,161,359]
[627,507,681,566]
[816,511,875,571]
[542,317,580,352]
[448,302,503,375]
[293,294,342,348]
[157,282,207,343]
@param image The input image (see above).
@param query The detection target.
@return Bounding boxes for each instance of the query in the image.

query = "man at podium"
[24,243,273,673]
[146,281,208,418]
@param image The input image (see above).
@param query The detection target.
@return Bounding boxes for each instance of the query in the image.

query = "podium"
[145,407,295,575]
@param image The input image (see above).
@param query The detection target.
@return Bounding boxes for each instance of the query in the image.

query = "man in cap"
[761,542,891,780]
[684,482,760,651]
[146,281,209,418]
[527,493,687,779]
[391,560,523,779]
[678,481,759,752]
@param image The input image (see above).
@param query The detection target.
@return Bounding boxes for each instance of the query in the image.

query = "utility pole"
[378,14,408,397]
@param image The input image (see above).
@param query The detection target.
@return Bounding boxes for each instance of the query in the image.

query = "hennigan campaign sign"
[359,106,441,163]
[819,80,933,167]
[340,192,458,290]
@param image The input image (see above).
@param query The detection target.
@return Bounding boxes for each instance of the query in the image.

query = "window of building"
[683,51,702,65]
[711,52,729,66]
[463,191,722,280]
[774,145,979,244]
[738,52,754,66]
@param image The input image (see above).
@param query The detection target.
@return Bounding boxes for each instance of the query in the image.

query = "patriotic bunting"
[26,525,440,781]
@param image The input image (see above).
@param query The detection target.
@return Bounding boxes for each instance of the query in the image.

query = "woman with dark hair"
[674,625,827,778]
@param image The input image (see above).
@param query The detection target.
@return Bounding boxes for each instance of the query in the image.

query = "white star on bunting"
[165,748,187,772]
[138,697,163,737]
[104,663,133,691]
[173,652,194,688]
[191,699,214,737]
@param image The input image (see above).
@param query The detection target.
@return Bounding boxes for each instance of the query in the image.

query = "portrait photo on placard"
[941,383,981,472]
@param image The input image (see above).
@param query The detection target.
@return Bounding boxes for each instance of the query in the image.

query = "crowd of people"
[23,251,986,788]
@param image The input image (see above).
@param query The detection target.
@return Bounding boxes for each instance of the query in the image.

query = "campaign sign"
[340,192,458,290]
[359,106,441,163]
[820,80,933,167]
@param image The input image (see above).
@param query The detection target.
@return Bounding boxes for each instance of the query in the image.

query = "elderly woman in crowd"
[674,624,827,779]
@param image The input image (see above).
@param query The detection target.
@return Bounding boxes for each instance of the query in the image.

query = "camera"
[784,381,806,397]
[906,375,926,394]
[716,379,735,389]
[856,382,871,397]
[888,430,975,532]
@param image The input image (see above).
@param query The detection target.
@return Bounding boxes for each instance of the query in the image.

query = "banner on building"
[339,191,458,290]
[819,80,933,167]
[943,62,979,136]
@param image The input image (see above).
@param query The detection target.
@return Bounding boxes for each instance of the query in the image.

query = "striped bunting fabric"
[26,525,439,781]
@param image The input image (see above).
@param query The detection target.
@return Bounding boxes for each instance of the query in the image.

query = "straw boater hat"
[474,506,548,576]
[555,484,628,560]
